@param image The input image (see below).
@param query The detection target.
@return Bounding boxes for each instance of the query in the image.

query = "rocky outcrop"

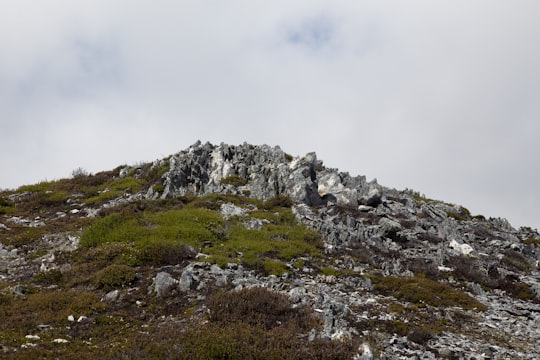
[158,141,371,207]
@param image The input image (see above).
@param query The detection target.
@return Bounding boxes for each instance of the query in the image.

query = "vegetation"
[372,275,488,311]
[1,154,538,358]
[220,175,247,187]
[78,194,321,275]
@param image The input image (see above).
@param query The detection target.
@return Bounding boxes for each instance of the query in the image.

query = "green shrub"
[137,242,196,265]
[80,195,321,272]
[80,208,223,265]
[263,195,293,209]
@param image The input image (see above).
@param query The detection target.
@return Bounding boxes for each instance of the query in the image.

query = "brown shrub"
[207,287,317,331]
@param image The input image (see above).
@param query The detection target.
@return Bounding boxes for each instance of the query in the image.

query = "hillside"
[1,141,539,359]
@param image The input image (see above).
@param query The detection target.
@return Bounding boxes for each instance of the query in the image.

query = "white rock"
[67,315,75,322]
[77,316,88,323]
[53,338,69,344]
[25,335,40,340]
[438,265,454,272]
[449,239,474,255]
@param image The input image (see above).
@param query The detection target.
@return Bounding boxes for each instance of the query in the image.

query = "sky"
[1,1,539,230]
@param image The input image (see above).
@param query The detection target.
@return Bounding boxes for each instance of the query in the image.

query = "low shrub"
[33,269,64,286]
[94,264,137,291]
[263,195,293,209]
[207,287,317,331]
[502,249,532,272]
[373,275,487,311]
[407,327,435,345]
[0,290,106,333]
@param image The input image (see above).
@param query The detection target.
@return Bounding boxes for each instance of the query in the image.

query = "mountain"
[1,141,539,359]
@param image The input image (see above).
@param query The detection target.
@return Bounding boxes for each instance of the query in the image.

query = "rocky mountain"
[1,141,539,359]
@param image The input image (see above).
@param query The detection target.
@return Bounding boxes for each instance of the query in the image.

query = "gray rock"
[179,267,194,292]
[220,203,247,218]
[379,218,402,236]
[363,187,382,207]
[153,272,178,297]
[102,289,120,302]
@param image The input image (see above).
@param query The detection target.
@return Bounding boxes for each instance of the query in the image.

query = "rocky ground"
[1,141,539,359]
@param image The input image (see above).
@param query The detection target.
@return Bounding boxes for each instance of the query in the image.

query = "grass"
[83,177,142,205]
[79,195,321,274]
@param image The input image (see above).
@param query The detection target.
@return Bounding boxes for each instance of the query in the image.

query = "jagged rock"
[178,266,194,292]
[220,203,247,218]
[449,239,474,256]
[378,218,402,239]
[159,142,368,207]
[360,187,382,207]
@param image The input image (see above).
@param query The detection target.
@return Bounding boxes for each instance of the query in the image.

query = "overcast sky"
[1,1,539,230]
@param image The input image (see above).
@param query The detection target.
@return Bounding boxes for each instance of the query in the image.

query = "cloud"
[1,1,539,229]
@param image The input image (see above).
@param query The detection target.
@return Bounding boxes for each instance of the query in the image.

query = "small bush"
[263,195,293,209]
[138,242,196,265]
[94,264,137,291]
[33,269,64,286]
[207,287,317,331]
[502,249,531,272]
[373,275,487,310]
[407,327,435,344]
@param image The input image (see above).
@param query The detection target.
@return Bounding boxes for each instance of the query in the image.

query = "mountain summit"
[1,141,539,358]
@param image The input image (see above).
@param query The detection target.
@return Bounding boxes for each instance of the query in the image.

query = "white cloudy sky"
[1,1,539,230]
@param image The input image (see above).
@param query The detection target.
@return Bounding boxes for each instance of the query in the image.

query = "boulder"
[153,272,178,297]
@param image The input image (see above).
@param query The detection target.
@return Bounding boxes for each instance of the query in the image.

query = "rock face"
[160,141,371,207]
[2,141,540,359]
